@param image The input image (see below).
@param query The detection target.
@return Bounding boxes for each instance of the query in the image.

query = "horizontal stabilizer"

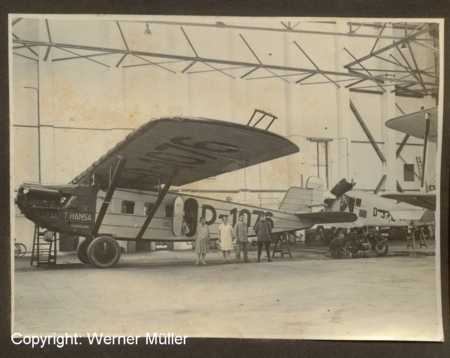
[279,187,324,213]
[297,211,357,225]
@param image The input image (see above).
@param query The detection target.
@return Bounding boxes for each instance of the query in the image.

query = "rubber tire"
[76,238,92,265]
[15,243,27,257]
[87,236,121,268]
[373,240,389,256]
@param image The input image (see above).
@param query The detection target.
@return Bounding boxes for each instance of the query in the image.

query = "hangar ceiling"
[12,18,440,100]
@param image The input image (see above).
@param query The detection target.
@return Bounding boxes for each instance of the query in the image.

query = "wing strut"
[135,169,179,240]
[91,156,128,236]
[421,114,430,190]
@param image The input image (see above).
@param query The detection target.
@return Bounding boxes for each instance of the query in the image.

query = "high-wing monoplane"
[16,116,357,268]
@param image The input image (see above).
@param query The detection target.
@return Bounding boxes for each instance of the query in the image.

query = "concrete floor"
[13,241,443,341]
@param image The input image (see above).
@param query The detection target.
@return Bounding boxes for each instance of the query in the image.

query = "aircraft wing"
[381,192,436,211]
[70,117,299,189]
[296,211,357,225]
[385,107,438,143]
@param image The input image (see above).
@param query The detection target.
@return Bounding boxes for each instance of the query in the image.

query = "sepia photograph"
[9,14,444,342]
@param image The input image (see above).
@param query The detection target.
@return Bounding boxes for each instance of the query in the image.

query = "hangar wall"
[12,18,438,249]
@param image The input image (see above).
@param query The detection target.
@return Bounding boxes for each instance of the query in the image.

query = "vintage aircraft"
[279,177,425,228]
[381,107,438,211]
[16,116,357,268]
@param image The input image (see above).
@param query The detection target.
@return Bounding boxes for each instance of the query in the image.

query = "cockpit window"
[26,191,70,208]
[64,196,78,209]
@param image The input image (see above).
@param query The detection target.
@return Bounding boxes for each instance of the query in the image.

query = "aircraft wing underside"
[385,107,438,143]
[381,192,436,211]
[70,117,299,190]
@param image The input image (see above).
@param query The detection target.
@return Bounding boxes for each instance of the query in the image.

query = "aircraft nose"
[15,186,29,213]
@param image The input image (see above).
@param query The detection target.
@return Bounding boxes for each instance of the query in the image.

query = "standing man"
[218,216,234,263]
[234,214,249,263]
[254,213,272,262]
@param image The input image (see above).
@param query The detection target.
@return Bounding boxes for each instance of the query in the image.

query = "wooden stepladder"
[417,226,429,248]
[272,233,292,259]
[407,225,428,249]
[31,225,57,267]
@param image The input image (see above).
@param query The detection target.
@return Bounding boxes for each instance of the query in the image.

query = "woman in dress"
[195,217,210,265]
[218,216,234,263]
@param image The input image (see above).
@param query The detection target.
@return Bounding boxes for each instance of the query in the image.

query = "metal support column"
[91,156,128,236]
[350,100,386,164]
[374,175,387,194]
[316,142,320,178]
[325,141,329,189]
[396,134,410,158]
[421,115,431,190]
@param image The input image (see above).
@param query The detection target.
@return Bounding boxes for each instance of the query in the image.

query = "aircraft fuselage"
[329,190,425,227]
[16,183,316,241]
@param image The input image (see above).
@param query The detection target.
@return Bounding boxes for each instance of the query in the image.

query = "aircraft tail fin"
[279,186,324,213]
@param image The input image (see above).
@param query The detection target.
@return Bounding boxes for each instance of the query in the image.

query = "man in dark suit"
[254,214,272,262]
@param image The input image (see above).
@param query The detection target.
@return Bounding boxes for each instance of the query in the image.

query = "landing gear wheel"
[76,238,92,265]
[87,236,121,268]
[373,241,389,256]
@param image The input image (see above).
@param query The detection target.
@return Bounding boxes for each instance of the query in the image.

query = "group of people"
[194,213,273,265]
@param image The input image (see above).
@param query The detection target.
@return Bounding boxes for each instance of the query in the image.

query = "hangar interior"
[11,16,440,253]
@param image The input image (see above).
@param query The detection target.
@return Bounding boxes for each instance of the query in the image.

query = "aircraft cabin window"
[165,204,174,218]
[144,202,155,216]
[121,201,135,214]
[404,164,415,182]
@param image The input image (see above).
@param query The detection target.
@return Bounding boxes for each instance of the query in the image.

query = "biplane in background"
[16,117,357,268]
[381,107,438,212]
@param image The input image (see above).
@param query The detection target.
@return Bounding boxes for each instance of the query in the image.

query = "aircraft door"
[172,196,184,236]
[184,198,198,237]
